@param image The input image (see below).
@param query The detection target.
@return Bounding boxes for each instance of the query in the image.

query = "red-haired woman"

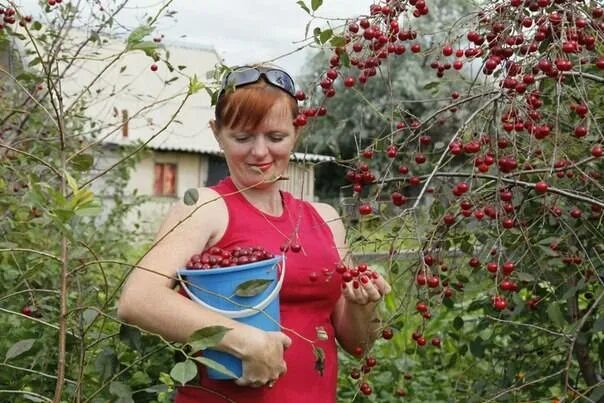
[118,66,391,402]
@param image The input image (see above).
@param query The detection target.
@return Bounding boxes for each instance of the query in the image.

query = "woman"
[117,65,391,402]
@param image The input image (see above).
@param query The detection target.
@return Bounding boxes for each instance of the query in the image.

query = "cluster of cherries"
[184,246,275,270]
[0,7,32,27]
[335,262,380,290]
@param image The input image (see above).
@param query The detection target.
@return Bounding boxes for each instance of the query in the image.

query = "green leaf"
[74,205,102,216]
[64,171,79,193]
[516,271,535,282]
[329,35,346,48]
[339,52,350,68]
[311,0,323,11]
[170,359,198,385]
[188,74,204,95]
[119,324,143,352]
[319,29,333,45]
[6,339,35,360]
[593,316,604,333]
[95,347,119,381]
[234,278,273,297]
[546,303,565,328]
[127,25,154,48]
[186,326,232,353]
[469,336,485,358]
[109,381,132,398]
[82,308,98,327]
[423,81,441,90]
[297,0,310,14]
[313,345,325,375]
[192,356,238,379]
[31,21,42,31]
[453,316,464,330]
[183,188,199,206]
[70,154,94,171]
[313,27,322,45]
[28,57,41,67]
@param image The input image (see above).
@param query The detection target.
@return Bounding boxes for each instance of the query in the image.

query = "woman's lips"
[252,162,273,172]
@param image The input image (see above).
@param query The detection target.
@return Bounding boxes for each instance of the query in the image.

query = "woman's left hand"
[342,269,391,306]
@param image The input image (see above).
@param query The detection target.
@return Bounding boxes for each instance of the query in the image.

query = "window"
[154,163,177,196]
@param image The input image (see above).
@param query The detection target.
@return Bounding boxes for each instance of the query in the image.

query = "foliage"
[294,0,604,401]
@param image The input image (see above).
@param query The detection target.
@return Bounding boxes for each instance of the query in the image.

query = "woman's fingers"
[342,271,392,305]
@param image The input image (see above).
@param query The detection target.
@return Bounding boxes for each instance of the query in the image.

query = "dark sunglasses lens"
[225,68,261,87]
[264,70,295,96]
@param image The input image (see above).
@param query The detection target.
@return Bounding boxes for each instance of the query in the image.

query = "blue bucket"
[177,255,283,380]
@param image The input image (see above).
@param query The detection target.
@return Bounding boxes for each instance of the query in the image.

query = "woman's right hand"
[235,328,291,388]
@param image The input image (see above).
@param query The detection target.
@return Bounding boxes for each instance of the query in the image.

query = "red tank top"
[176,177,342,402]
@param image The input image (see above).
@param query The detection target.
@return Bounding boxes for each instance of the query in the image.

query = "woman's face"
[213,99,297,189]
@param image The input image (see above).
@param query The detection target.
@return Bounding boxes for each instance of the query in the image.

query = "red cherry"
[386,145,398,158]
[431,337,441,347]
[294,90,306,101]
[427,276,440,288]
[502,261,515,275]
[359,204,372,215]
[150,63,158,72]
[344,76,355,87]
[443,214,456,226]
[591,145,603,158]
[382,327,394,340]
[535,181,548,194]
[391,192,407,206]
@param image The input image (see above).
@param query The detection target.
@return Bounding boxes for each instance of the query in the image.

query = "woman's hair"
[214,79,299,132]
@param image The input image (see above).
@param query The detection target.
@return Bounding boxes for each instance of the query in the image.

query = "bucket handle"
[177,256,285,319]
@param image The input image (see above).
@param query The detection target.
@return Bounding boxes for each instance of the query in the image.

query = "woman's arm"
[117,188,290,386]
[311,202,391,355]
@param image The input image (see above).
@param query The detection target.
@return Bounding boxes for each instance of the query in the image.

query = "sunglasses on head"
[218,66,297,99]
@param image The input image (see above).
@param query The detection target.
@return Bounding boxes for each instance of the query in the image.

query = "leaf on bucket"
[170,359,198,385]
[192,356,238,379]
[234,279,273,297]
[187,326,232,353]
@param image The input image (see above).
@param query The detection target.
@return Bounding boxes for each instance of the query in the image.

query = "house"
[50,31,333,233]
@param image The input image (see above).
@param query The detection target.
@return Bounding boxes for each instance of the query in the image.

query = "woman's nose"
[251,136,269,157]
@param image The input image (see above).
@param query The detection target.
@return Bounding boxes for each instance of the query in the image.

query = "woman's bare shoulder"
[155,187,228,245]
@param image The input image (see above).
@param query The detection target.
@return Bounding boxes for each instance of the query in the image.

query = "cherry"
[391,192,407,206]
[150,63,158,72]
[416,301,428,313]
[502,261,515,275]
[386,145,398,158]
[294,90,306,101]
[431,337,441,347]
[534,181,549,194]
[362,148,374,159]
[360,382,372,396]
[443,214,456,226]
[358,203,372,215]
[591,145,603,158]
[427,276,440,288]
[382,327,394,340]
[492,296,508,311]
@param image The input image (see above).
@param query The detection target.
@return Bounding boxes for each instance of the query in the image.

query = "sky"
[17,0,372,79]
[147,0,371,78]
